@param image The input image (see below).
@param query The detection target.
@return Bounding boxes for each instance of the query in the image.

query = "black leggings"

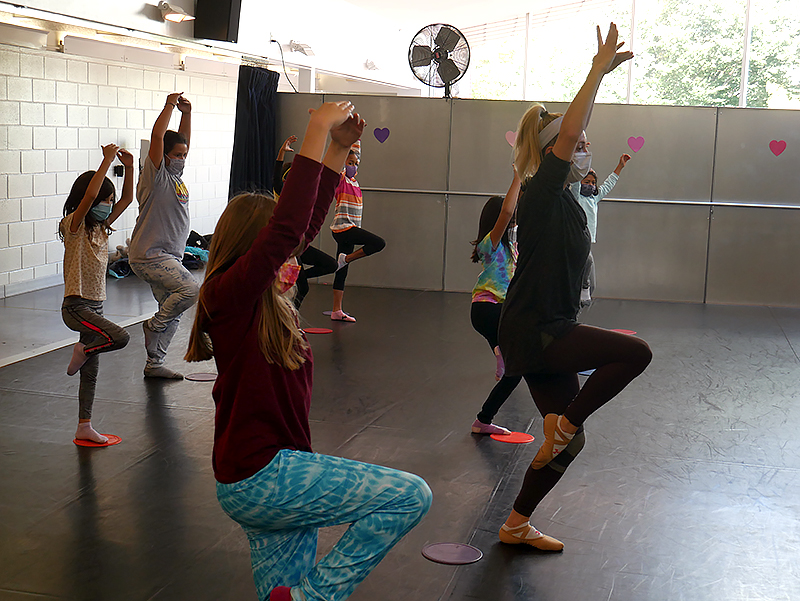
[470,301,522,424]
[470,301,501,350]
[332,227,386,291]
[295,246,338,308]
[525,324,652,426]
[512,324,651,516]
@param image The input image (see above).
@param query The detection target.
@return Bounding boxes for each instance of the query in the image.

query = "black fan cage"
[408,24,470,89]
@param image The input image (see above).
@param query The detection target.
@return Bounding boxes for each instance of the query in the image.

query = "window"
[526,1,632,104]
[630,0,747,106]
[746,0,800,108]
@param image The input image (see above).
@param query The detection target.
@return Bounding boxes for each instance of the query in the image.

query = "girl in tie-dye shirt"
[469,169,522,436]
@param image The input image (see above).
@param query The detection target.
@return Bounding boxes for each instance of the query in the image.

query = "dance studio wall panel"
[308,94,452,193]
[0,42,236,298]
[276,92,324,146]
[592,202,710,303]
[449,98,543,195]
[705,206,800,306]
[713,107,800,206]
[583,104,718,201]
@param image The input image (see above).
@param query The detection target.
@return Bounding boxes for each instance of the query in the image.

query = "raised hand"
[281,135,297,153]
[117,148,134,167]
[177,95,192,113]
[166,92,182,107]
[102,143,120,161]
[593,23,633,75]
[308,101,354,131]
[330,112,366,149]
[619,153,631,168]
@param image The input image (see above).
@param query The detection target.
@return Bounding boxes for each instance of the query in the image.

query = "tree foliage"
[633,0,745,106]
[463,0,800,108]
[746,0,800,107]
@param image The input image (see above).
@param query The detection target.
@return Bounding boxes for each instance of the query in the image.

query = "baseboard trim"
[2,274,63,299]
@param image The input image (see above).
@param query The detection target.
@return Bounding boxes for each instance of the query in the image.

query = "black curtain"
[228,65,280,198]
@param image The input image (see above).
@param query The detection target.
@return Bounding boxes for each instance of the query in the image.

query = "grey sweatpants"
[130,257,199,367]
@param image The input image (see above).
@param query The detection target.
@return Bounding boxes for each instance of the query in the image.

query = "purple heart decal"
[769,140,787,156]
[374,128,390,143]
[627,136,645,153]
[505,131,517,146]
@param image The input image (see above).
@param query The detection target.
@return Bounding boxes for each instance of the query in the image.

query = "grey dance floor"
[2,279,800,601]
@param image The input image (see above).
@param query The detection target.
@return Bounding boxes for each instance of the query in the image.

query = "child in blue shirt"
[570,153,630,304]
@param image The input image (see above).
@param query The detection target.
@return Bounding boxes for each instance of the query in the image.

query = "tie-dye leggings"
[216,449,432,601]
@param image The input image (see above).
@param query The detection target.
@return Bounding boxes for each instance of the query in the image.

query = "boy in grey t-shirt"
[129,93,198,379]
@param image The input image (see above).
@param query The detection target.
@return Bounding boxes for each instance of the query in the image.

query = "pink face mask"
[277,261,301,294]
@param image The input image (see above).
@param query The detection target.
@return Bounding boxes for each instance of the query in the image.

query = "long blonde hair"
[185,193,309,370]
[513,104,563,181]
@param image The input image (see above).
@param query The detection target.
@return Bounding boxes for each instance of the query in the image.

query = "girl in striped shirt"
[329,143,385,322]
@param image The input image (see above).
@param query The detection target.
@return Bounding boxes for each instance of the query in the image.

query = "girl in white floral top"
[60,144,134,444]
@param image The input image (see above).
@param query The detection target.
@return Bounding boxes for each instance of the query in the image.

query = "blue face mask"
[90,203,112,222]
[344,164,357,179]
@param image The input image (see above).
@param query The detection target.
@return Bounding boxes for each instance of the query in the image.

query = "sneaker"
[471,419,511,435]
[499,522,564,551]
[335,253,348,271]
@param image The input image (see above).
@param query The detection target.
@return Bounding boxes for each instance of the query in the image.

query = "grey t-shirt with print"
[128,155,190,263]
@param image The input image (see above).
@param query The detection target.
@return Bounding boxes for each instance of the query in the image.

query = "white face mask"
[566,150,592,184]
[165,156,185,177]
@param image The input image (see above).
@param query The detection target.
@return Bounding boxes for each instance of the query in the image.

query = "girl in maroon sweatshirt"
[186,101,431,601]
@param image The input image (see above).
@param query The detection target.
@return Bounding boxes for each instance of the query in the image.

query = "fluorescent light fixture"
[0,21,48,49]
[158,1,195,23]
[63,35,176,68]
[183,55,238,77]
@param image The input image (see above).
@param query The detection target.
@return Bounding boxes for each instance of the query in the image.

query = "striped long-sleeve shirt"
[330,175,362,232]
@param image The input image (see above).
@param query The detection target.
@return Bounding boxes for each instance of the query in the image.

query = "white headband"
[538,115,563,148]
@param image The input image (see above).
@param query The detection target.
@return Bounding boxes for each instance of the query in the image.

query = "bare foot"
[67,342,88,376]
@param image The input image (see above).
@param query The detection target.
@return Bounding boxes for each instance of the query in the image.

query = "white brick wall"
[0,42,237,297]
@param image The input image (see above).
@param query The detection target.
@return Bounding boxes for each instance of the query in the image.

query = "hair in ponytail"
[513,104,563,181]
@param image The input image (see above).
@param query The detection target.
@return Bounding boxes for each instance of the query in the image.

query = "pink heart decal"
[373,128,390,143]
[505,131,517,146]
[769,140,787,156]
[627,136,645,153]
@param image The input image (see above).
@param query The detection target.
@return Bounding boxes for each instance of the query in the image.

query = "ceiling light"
[158,2,195,23]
